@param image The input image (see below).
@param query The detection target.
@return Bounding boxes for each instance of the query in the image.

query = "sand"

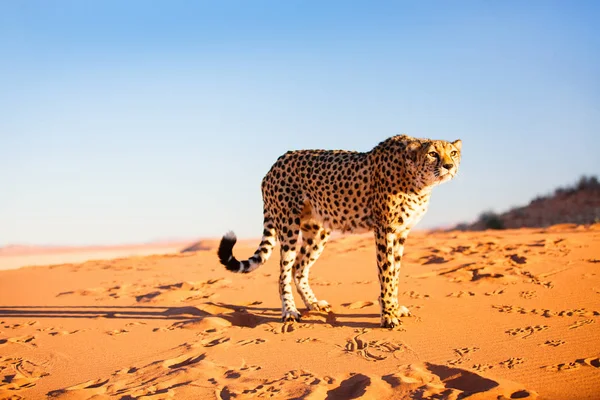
[1,224,599,399]
[0,242,196,272]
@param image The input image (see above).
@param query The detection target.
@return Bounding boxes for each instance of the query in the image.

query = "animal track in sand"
[447,347,479,366]
[49,349,212,398]
[60,279,224,304]
[236,338,266,346]
[420,254,452,265]
[505,325,549,339]
[340,329,406,362]
[383,363,537,399]
[2,321,38,329]
[520,290,537,299]
[125,321,146,327]
[493,305,599,318]
[447,291,475,298]
[296,337,319,344]
[401,290,429,299]
[0,357,48,393]
[540,339,566,347]
[265,322,313,334]
[454,347,480,357]
[313,280,342,286]
[568,319,594,329]
[472,363,494,372]
[517,270,554,288]
[543,357,600,372]
[38,327,81,336]
[484,288,505,296]
[223,363,262,380]
[500,357,525,369]
[200,336,230,347]
[234,369,318,398]
[428,263,509,283]
[508,254,527,264]
[342,300,374,309]
[157,316,232,333]
[106,329,129,336]
[0,335,36,347]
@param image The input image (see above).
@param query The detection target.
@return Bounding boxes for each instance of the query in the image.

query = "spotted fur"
[218,134,462,328]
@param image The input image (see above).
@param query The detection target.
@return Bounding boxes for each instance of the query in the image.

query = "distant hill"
[455,175,600,231]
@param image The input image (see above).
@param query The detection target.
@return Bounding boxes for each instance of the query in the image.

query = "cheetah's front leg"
[375,228,410,328]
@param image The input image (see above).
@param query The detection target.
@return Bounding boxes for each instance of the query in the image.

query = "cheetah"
[218,134,462,328]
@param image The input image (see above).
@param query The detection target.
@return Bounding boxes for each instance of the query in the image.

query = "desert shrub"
[554,175,599,196]
[478,210,505,230]
[576,175,599,191]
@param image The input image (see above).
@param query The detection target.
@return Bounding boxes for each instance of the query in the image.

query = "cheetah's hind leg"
[294,221,331,312]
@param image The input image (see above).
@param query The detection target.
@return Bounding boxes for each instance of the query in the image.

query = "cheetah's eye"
[450,150,458,157]
[428,152,438,158]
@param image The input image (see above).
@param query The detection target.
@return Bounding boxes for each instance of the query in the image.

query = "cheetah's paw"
[398,305,411,317]
[309,300,331,312]
[282,309,301,323]
[381,314,401,329]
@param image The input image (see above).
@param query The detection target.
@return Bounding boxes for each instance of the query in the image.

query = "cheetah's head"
[409,138,462,187]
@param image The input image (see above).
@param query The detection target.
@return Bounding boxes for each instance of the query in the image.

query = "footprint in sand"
[493,305,598,318]
[2,321,38,329]
[266,322,314,334]
[420,254,452,265]
[0,357,49,393]
[520,290,537,299]
[505,325,549,339]
[200,336,230,347]
[568,319,595,329]
[41,327,81,336]
[163,316,232,333]
[472,363,494,372]
[519,270,554,288]
[500,357,525,369]
[340,329,405,362]
[296,337,319,344]
[125,321,147,327]
[49,349,214,398]
[447,291,475,298]
[454,347,480,357]
[342,300,374,309]
[222,364,262,381]
[401,290,429,299]
[230,369,316,398]
[448,347,480,366]
[106,329,129,336]
[540,339,566,347]
[508,254,527,264]
[162,353,206,369]
[542,357,599,372]
[0,335,36,347]
[236,338,266,346]
[383,363,536,399]
[484,288,505,296]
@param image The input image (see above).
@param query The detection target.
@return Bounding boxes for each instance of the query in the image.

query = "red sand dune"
[1,224,599,399]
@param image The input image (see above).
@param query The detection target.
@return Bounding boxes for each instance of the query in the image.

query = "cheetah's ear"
[406,140,422,162]
[452,139,462,151]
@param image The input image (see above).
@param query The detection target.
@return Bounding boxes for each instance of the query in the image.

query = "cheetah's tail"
[217,218,277,273]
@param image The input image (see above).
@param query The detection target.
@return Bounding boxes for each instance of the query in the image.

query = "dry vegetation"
[456,175,600,231]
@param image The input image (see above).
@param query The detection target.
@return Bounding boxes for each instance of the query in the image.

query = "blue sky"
[1,1,599,246]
